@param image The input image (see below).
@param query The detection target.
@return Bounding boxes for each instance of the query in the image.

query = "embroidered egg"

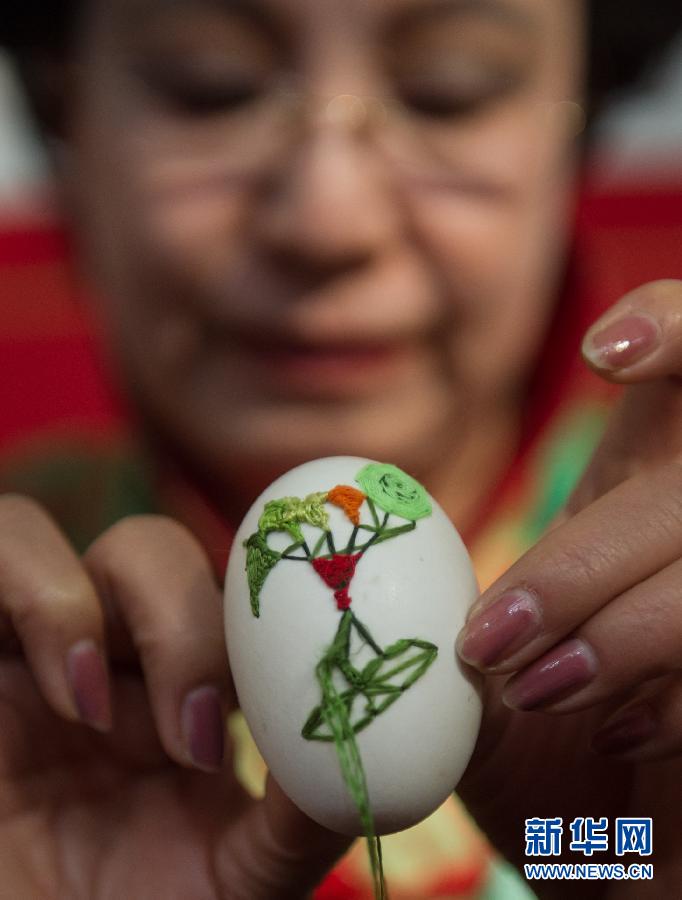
[224,456,481,836]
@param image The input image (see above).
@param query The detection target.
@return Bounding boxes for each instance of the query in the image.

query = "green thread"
[280,539,309,561]
[356,520,415,551]
[301,610,437,899]
[258,499,305,542]
[346,524,360,553]
[306,611,388,899]
[244,533,281,618]
[366,497,381,528]
[302,611,437,741]
[312,530,329,558]
[298,491,330,529]
[258,492,330,542]
[356,463,432,521]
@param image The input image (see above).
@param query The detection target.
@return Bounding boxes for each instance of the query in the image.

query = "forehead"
[107,0,562,29]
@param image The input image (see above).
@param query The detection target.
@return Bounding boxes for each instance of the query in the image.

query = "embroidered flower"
[355,462,431,521]
[327,484,366,526]
[258,498,305,542]
[312,553,363,609]
[244,532,281,617]
[258,492,330,541]
[298,492,330,530]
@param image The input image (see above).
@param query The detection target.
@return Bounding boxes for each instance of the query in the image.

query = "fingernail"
[583,312,661,370]
[66,639,112,732]
[591,705,657,756]
[457,589,542,669]
[182,685,224,771]
[502,638,598,710]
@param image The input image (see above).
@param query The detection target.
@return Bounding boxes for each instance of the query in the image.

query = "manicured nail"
[583,312,661,370]
[66,639,112,732]
[591,705,657,756]
[182,685,224,771]
[502,638,598,710]
[457,589,542,669]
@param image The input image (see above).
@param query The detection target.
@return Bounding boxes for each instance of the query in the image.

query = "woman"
[1,1,682,896]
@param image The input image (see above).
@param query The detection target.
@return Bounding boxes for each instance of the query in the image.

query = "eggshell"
[224,456,481,836]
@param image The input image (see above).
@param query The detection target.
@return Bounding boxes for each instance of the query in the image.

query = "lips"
[232,336,416,399]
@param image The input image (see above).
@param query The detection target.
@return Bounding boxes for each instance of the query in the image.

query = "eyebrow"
[390,0,539,34]
[129,0,538,42]
[133,0,282,34]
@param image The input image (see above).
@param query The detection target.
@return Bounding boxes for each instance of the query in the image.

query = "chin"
[196,393,461,492]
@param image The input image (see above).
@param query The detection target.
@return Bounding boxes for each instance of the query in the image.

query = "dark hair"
[589,1,682,110]
[2,1,682,133]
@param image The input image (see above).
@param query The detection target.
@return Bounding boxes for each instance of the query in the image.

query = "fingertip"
[83,515,233,771]
[180,683,226,772]
[66,638,113,732]
[581,310,662,376]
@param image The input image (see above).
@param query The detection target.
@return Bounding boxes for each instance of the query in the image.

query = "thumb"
[214,774,352,899]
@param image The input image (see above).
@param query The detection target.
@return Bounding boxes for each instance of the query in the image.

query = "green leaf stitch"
[244,532,281,617]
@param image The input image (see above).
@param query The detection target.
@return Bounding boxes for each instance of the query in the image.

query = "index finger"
[457,457,682,674]
[0,494,110,727]
[84,515,235,771]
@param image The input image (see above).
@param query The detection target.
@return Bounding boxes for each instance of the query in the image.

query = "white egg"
[224,456,481,836]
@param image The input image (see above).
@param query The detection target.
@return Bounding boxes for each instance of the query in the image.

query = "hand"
[0,504,348,899]
[456,281,682,896]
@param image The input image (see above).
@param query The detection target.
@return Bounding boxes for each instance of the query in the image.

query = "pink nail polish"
[457,589,542,669]
[584,313,661,370]
[502,638,598,710]
[591,705,657,756]
[66,639,112,731]
[182,685,224,771]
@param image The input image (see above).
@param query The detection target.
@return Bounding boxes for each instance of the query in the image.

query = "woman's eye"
[165,79,263,115]
[392,61,524,120]
[134,62,267,116]
[398,78,518,119]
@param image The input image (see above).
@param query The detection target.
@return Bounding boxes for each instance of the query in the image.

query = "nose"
[252,112,400,281]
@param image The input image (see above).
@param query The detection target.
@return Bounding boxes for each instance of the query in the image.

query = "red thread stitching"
[312,553,363,609]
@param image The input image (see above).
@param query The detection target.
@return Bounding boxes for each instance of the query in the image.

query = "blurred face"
[66,0,585,501]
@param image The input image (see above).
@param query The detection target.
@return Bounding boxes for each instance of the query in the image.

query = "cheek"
[406,165,575,395]
[72,131,253,371]
[132,156,251,282]
[84,138,248,296]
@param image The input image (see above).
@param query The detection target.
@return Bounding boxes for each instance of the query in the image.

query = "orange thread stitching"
[327,484,366,526]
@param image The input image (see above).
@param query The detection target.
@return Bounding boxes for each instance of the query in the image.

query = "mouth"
[233,336,416,399]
